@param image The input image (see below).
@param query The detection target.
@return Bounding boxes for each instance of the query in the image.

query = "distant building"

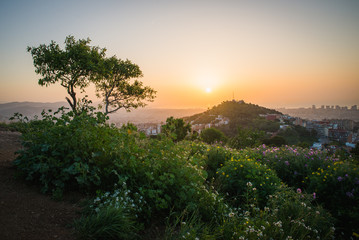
[266,114,278,121]
[294,118,303,126]
[351,105,357,110]
[328,129,350,143]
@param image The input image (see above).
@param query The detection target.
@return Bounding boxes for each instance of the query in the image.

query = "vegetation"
[228,127,265,149]
[10,110,359,239]
[94,56,156,114]
[27,36,155,114]
[161,116,191,142]
[200,127,227,144]
[185,100,280,125]
[16,36,356,239]
[277,125,317,146]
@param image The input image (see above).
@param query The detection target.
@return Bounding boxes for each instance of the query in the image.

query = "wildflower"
[346,191,354,198]
[285,161,289,166]
[313,192,316,199]
[229,212,235,217]
[253,188,257,191]
[247,182,252,187]
[337,176,343,182]
[297,188,302,194]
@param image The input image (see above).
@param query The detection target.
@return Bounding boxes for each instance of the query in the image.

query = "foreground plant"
[74,205,139,240]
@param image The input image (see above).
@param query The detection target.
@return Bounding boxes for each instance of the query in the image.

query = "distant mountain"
[0,101,205,124]
[0,102,67,122]
[184,100,282,136]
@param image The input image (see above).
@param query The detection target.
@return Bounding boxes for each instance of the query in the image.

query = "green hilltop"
[184,100,282,137]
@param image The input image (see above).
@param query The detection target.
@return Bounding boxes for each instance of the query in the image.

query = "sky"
[0,0,358,109]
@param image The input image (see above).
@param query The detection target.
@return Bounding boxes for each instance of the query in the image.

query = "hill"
[184,100,282,136]
[0,102,205,124]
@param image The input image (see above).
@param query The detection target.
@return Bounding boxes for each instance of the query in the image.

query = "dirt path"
[0,131,80,240]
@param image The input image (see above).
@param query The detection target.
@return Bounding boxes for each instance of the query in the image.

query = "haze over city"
[1,0,358,109]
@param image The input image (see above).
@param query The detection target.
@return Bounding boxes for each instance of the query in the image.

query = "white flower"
[247,182,253,187]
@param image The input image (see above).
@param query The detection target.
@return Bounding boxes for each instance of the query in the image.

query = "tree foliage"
[28,35,155,114]
[27,36,106,114]
[95,56,156,114]
[228,127,265,149]
[200,127,227,144]
[161,117,191,142]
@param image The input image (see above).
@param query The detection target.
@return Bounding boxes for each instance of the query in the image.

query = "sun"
[206,87,212,93]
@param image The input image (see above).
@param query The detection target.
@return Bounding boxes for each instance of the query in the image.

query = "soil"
[0,131,81,240]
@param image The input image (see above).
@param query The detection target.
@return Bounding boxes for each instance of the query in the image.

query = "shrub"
[262,186,335,240]
[307,160,359,237]
[214,185,334,240]
[13,108,124,196]
[217,156,281,208]
[248,145,332,189]
[74,205,139,240]
[200,128,227,144]
[204,146,232,180]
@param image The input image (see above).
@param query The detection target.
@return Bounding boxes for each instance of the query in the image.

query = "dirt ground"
[0,131,80,240]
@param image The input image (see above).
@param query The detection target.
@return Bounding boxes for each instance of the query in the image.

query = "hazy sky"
[1,0,358,108]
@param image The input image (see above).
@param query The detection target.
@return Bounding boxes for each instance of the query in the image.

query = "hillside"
[184,100,282,136]
[185,100,281,123]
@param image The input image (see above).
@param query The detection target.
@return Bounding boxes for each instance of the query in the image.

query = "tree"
[27,36,106,114]
[200,127,227,144]
[161,117,191,142]
[95,56,156,114]
[229,127,265,149]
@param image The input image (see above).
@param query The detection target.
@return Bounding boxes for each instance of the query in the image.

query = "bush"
[204,146,232,180]
[249,145,331,189]
[200,128,227,144]
[13,108,123,196]
[262,186,335,240]
[306,160,359,237]
[74,205,139,240]
[242,145,359,238]
[217,156,281,208]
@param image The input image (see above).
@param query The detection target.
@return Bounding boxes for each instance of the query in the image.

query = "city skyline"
[1,0,359,109]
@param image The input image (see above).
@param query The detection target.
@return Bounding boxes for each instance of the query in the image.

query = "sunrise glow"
[0,1,358,108]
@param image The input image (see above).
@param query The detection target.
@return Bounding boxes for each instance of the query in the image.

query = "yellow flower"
[222,172,225,175]
[226,175,229,178]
